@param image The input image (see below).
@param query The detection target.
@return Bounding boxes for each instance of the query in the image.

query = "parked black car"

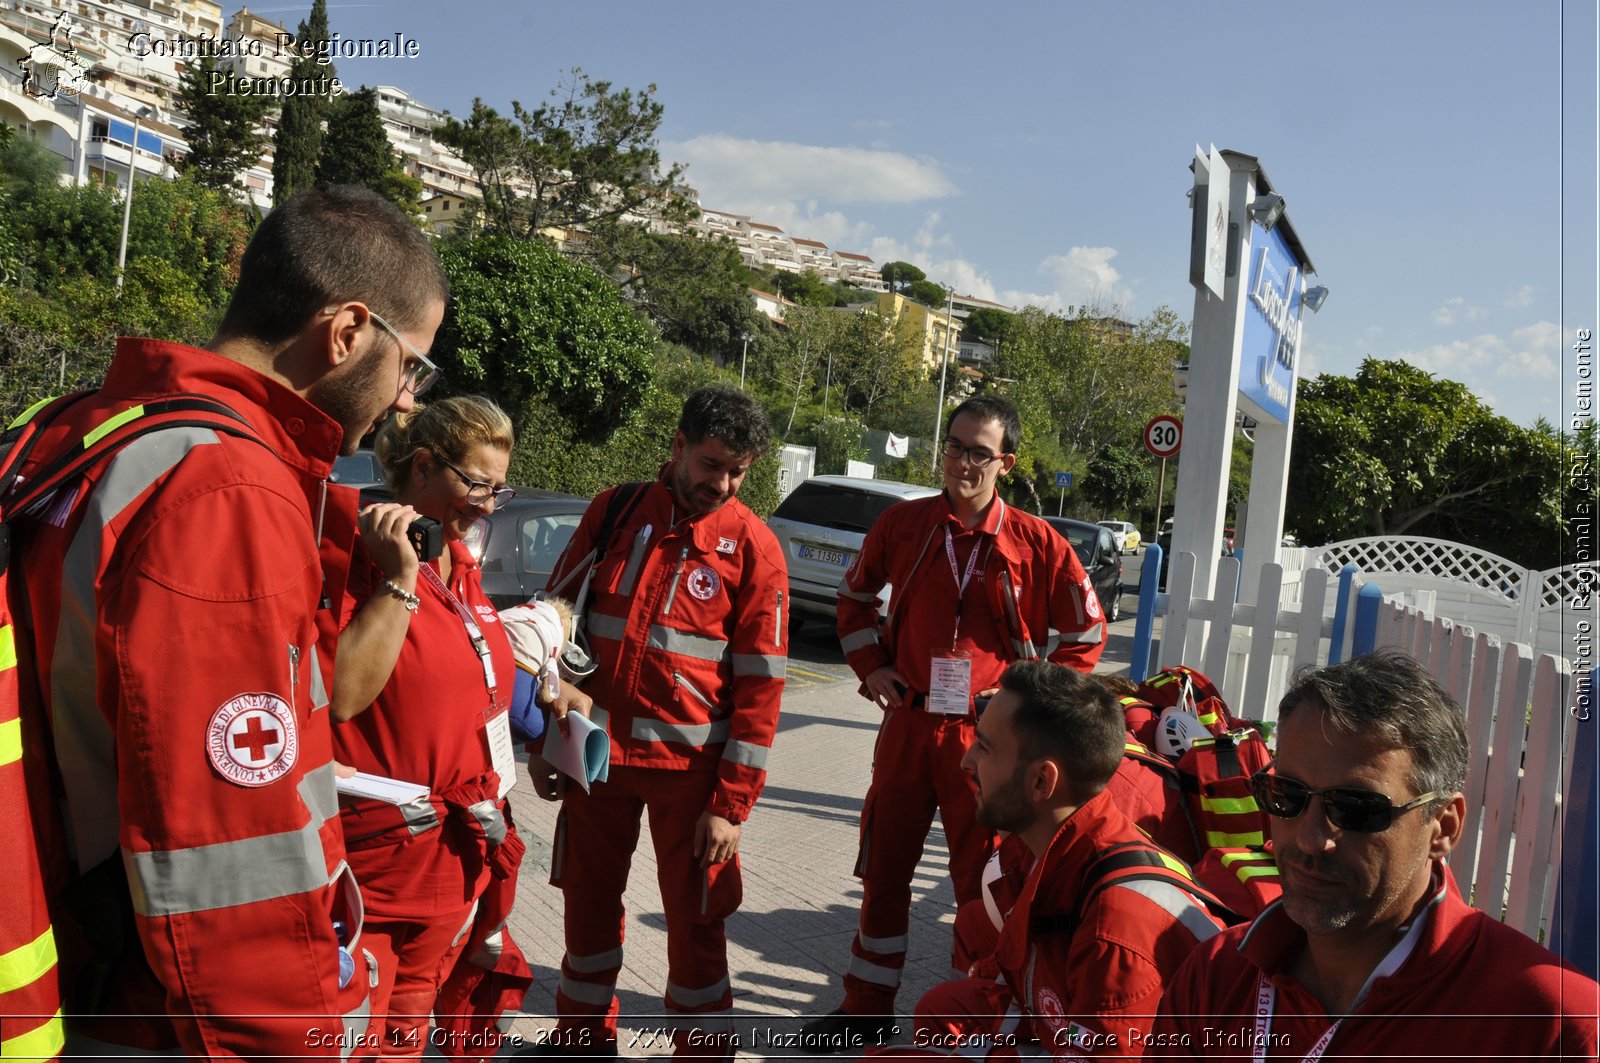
[1153,529,1235,592]
[1044,517,1123,623]
[358,482,591,609]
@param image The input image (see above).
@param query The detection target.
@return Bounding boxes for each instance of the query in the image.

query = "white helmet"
[1156,704,1208,760]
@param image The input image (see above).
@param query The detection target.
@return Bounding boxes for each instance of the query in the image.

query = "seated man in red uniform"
[854,659,1227,1060]
[1150,651,1600,1059]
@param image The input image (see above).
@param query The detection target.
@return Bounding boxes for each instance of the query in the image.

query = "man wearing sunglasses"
[805,394,1106,1048]
[10,185,448,1057]
[1150,651,1598,1059]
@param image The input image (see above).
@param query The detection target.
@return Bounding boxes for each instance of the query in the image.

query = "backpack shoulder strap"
[1031,839,1237,939]
[591,480,650,568]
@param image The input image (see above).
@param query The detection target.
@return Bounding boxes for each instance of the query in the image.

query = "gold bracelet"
[379,578,420,613]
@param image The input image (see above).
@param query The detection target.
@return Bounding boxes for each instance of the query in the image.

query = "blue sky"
[303,0,1596,430]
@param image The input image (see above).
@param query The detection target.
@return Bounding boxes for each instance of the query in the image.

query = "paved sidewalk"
[500,620,1135,1059]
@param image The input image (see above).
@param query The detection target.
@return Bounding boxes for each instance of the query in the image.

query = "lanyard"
[941,499,1002,650]
[419,563,500,711]
[1251,893,1433,1063]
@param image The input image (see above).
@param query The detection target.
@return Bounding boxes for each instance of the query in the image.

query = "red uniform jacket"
[993,790,1226,1059]
[334,537,516,921]
[15,339,367,1056]
[545,467,788,824]
[837,494,1103,701]
[1149,864,1600,1059]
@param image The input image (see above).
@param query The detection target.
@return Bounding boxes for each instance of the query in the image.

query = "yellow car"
[1097,520,1142,555]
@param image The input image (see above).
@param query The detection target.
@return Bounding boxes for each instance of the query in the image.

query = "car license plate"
[799,544,850,566]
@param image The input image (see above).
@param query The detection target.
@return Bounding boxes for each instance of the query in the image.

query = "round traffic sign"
[1144,416,1182,458]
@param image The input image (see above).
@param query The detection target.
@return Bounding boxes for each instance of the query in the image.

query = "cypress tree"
[315,87,421,216]
[175,55,273,194]
[270,0,335,204]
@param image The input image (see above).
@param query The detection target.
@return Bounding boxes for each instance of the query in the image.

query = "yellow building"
[873,291,962,376]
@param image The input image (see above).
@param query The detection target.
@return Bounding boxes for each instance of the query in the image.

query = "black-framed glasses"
[1250,771,1440,834]
[367,310,441,397]
[941,437,1004,468]
[438,457,515,508]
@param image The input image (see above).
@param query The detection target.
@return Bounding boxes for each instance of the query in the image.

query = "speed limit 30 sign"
[1144,416,1182,458]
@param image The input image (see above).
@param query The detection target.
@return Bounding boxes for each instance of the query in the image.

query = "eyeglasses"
[437,457,515,508]
[324,304,441,398]
[367,310,441,398]
[1250,771,1441,834]
[941,437,1004,468]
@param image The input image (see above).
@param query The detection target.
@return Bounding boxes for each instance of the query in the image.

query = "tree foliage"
[773,268,838,308]
[1287,358,1563,568]
[1083,444,1155,519]
[176,55,274,193]
[433,234,658,441]
[880,260,925,293]
[315,87,422,216]
[271,0,334,204]
[964,306,1017,344]
[593,228,761,359]
[435,69,692,242]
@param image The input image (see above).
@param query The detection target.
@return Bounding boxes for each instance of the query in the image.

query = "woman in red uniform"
[331,395,521,1057]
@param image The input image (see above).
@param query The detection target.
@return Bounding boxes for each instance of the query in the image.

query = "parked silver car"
[766,475,941,629]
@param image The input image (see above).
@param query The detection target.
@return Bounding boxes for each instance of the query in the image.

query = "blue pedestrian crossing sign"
[1055,472,1072,489]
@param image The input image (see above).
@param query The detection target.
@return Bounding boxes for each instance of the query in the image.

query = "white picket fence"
[1149,550,1585,943]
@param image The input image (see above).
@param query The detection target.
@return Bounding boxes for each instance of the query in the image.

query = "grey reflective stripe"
[565,947,623,975]
[618,528,651,597]
[467,799,506,846]
[838,587,878,603]
[670,1010,733,1034]
[857,932,908,955]
[847,954,901,987]
[589,705,610,731]
[732,653,786,679]
[1066,622,1105,644]
[587,611,627,640]
[1013,638,1035,659]
[301,761,339,825]
[308,644,329,711]
[401,792,440,836]
[1042,631,1062,657]
[632,718,730,748]
[126,766,339,917]
[720,739,769,770]
[53,428,222,869]
[1114,879,1223,943]
[558,976,616,1006]
[649,625,729,662]
[471,928,505,965]
[666,976,730,1009]
[840,628,879,653]
[340,986,372,1060]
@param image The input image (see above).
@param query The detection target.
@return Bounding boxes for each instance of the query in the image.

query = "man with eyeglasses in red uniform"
[803,394,1105,1049]
[1149,651,1598,1060]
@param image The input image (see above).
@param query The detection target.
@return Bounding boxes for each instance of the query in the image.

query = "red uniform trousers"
[551,765,741,1059]
[362,904,478,1058]
[845,707,993,1014]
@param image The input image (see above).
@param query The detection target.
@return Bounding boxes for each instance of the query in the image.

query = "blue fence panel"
[1129,543,1161,682]
[1555,670,1598,979]
[1328,564,1359,665]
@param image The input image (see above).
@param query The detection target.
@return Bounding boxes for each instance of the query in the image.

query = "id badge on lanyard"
[929,526,983,715]
[421,564,515,799]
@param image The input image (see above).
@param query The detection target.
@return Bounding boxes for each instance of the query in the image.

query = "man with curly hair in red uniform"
[1149,651,1599,1059]
[11,186,447,1056]
[529,385,788,1061]
[804,394,1105,1049]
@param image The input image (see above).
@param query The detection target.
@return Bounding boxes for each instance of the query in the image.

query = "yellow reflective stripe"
[1201,795,1262,815]
[0,623,14,670]
[1,1008,65,1059]
[82,405,145,448]
[0,926,57,993]
[1234,864,1281,881]
[1156,852,1193,878]
[0,717,20,769]
[1191,737,1216,749]
[1207,830,1266,848]
[1219,850,1276,868]
[7,396,55,431]
[1197,710,1219,726]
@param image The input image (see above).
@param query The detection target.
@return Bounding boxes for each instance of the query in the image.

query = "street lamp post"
[739,332,751,390]
[115,106,156,292]
[930,284,956,473]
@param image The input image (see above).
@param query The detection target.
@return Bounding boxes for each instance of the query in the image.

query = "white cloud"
[1391,321,1560,422]
[669,134,955,212]
[1430,296,1486,327]
[1506,285,1537,309]
[1030,246,1135,311]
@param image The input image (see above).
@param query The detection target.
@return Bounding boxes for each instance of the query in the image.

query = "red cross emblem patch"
[207,693,298,787]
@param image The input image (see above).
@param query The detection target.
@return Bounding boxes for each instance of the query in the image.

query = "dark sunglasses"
[1250,771,1440,834]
